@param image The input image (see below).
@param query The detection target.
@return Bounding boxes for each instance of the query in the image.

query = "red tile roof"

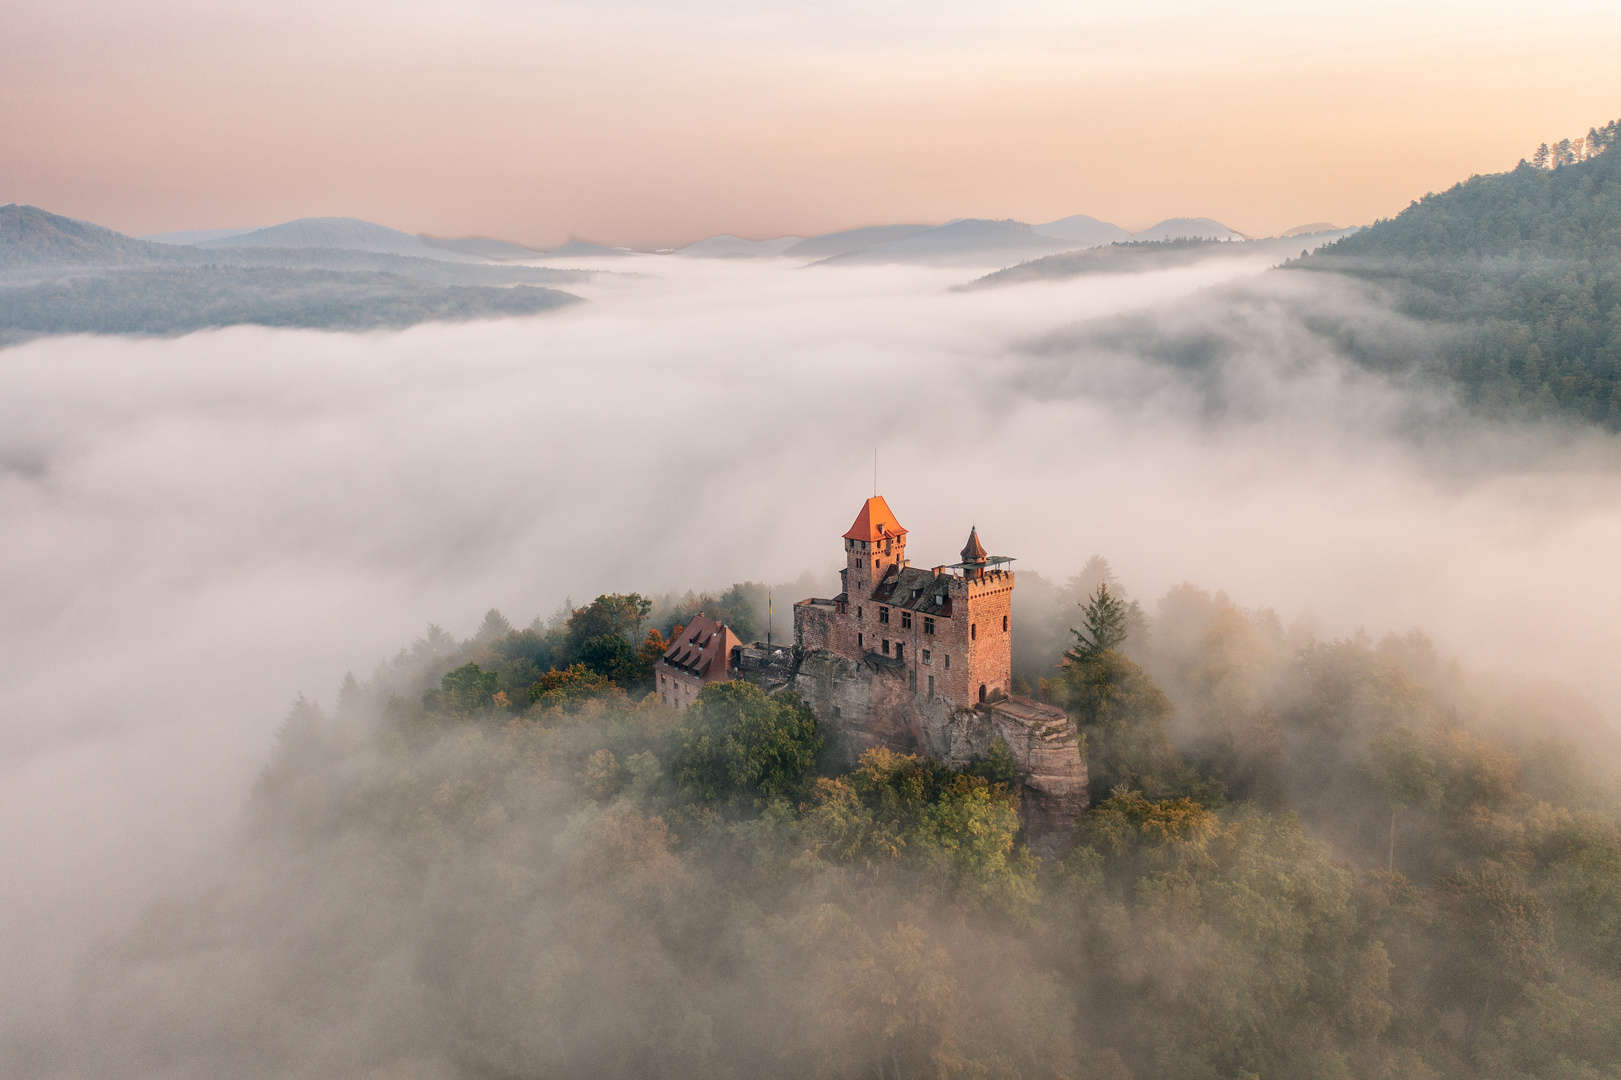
[843,495,907,542]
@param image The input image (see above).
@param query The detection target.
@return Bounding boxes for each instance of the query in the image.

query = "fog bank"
[4,252,1621,1026]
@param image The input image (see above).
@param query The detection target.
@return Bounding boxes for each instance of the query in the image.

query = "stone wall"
[790,647,1088,844]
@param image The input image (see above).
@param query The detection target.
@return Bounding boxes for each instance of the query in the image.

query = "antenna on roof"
[873,447,877,497]
[767,591,772,649]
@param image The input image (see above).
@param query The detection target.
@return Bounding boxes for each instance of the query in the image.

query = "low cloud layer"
[3,252,1620,1029]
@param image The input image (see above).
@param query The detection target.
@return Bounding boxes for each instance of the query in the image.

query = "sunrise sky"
[4,0,1619,247]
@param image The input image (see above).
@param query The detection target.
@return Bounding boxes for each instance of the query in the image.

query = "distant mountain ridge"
[815,219,1077,268]
[197,217,487,262]
[1031,215,1132,245]
[0,205,583,286]
[680,235,803,258]
[1130,217,1246,242]
[1,204,192,274]
[0,204,585,342]
[962,232,1357,290]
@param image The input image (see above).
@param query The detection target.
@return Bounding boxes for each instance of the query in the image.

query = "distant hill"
[816,219,1077,268]
[961,233,1355,290]
[0,205,587,342]
[679,235,803,258]
[781,225,933,260]
[1293,128,1621,426]
[1283,222,1339,237]
[1,204,192,275]
[1031,214,1132,246]
[1131,217,1245,242]
[143,226,262,246]
[545,240,634,258]
[0,267,579,345]
[420,235,541,261]
[198,217,485,262]
[0,205,584,287]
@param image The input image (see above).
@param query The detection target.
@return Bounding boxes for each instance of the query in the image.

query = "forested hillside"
[965,233,1350,290]
[32,575,1621,1080]
[0,267,579,344]
[1294,120,1621,426]
[0,204,586,341]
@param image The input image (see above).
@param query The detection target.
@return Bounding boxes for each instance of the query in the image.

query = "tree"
[1368,727,1441,871]
[1055,648,1184,801]
[671,682,821,802]
[576,633,637,684]
[1532,142,1550,169]
[527,663,617,712]
[474,607,512,641]
[423,662,501,714]
[635,627,669,675]
[1066,582,1130,661]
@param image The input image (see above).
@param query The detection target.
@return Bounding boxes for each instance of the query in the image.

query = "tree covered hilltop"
[0,205,584,343]
[31,567,1621,1080]
[1293,118,1621,428]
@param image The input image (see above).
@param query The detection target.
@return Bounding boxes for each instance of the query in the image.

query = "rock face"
[792,648,1088,842]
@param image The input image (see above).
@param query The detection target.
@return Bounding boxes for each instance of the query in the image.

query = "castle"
[790,496,1089,835]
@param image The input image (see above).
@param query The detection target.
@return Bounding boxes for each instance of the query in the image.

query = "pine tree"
[1066,583,1129,661]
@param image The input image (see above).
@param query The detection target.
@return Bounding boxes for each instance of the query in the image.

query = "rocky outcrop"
[789,647,1088,842]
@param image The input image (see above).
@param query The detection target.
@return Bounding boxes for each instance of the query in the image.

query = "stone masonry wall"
[792,648,1088,844]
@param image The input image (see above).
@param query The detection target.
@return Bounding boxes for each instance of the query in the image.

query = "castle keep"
[792,496,1089,834]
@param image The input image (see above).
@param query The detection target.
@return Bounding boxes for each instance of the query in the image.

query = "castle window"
[895,643,904,662]
[858,632,863,648]
[879,607,889,624]
[945,654,951,669]
[857,606,862,619]
[979,684,987,703]
[971,623,977,641]
[1003,615,1008,632]
[924,617,934,635]
[901,612,911,629]
[882,639,890,655]
[922,649,931,664]
[873,559,878,569]
[928,675,934,696]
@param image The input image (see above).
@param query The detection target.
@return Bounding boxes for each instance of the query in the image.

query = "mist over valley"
[6,88,1621,1080]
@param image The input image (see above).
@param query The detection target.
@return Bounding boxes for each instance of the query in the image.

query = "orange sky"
[3,0,1618,247]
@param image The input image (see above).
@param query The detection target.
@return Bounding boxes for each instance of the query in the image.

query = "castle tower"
[841,495,908,598]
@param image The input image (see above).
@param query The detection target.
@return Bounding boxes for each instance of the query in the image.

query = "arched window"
[971,623,976,640]
[978,684,986,702]
[1002,615,1008,632]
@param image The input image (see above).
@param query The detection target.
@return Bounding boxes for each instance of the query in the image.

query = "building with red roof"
[656,613,743,710]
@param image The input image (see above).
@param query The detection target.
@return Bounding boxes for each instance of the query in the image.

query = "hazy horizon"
[4,0,1619,247]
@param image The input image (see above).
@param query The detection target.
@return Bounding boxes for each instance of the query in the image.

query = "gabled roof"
[660,613,742,682]
[844,495,907,542]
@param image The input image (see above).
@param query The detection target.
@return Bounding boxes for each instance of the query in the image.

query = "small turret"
[961,526,987,578]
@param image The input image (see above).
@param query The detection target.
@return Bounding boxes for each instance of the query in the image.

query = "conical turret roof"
[961,526,987,563]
